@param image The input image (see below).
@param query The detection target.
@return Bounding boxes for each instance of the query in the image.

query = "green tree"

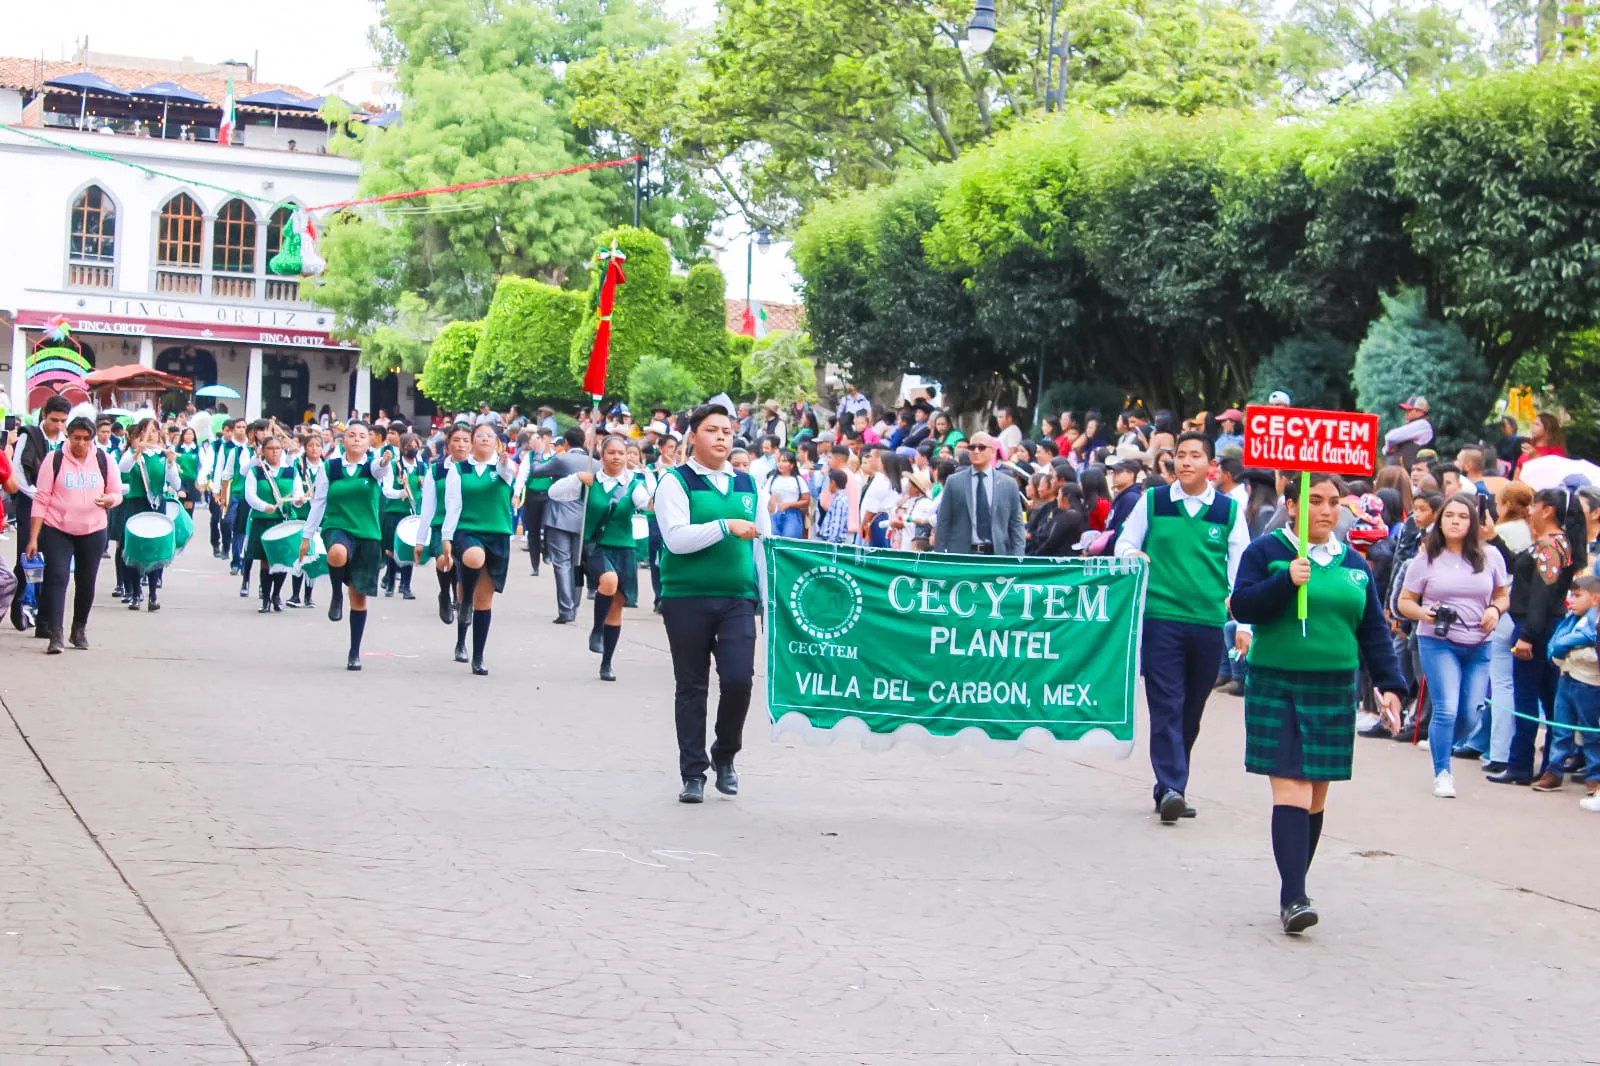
[627,354,703,414]
[310,0,676,364]
[569,226,674,396]
[746,332,819,403]
[419,320,482,411]
[471,277,586,407]
[1275,0,1483,109]
[670,263,735,394]
[1248,331,1357,410]
[1353,288,1494,446]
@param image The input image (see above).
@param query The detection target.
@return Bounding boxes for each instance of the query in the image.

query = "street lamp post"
[746,227,773,319]
[967,1,1069,427]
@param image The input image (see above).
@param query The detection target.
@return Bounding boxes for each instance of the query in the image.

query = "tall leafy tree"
[311,0,678,364]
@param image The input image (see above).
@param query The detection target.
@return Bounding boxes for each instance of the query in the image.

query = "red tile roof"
[725,299,803,336]
[0,56,321,113]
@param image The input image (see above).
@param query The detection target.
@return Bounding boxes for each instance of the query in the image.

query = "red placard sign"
[1243,404,1380,477]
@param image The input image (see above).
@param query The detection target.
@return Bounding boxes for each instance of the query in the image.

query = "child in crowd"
[1542,574,1600,808]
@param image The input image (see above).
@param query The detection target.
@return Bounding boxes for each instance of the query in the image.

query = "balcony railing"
[67,263,114,289]
[212,275,256,300]
[264,278,305,303]
[155,269,203,295]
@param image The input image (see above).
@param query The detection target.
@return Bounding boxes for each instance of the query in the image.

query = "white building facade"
[0,124,421,422]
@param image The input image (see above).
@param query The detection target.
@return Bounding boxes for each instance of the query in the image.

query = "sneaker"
[1580,794,1600,813]
[1355,711,1380,734]
[1432,771,1456,799]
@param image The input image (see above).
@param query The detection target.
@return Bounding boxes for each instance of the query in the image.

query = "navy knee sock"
[348,608,367,657]
[601,623,621,668]
[472,608,491,660]
[592,592,613,635]
[1307,810,1324,869]
[1271,805,1310,908]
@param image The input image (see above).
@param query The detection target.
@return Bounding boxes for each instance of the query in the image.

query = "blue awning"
[132,81,212,104]
[299,94,351,111]
[237,89,317,110]
[44,71,129,96]
[365,109,402,128]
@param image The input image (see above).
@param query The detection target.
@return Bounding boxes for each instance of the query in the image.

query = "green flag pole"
[1296,469,1310,635]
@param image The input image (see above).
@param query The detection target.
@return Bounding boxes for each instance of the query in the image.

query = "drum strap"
[262,462,288,512]
[135,453,161,509]
[401,459,419,516]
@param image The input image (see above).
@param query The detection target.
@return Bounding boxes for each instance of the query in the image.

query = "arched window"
[69,186,115,263]
[157,193,203,268]
[265,205,294,263]
[212,199,257,274]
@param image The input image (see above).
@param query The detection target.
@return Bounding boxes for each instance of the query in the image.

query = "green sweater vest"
[454,462,513,535]
[175,446,200,484]
[428,461,449,529]
[1142,488,1235,627]
[584,474,643,548]
[1246,532,1372,672]
[124,453,170,511]
[384,461,423,515]
[659,467,759,600]
[324,460,382,541]
[252,466,298,529]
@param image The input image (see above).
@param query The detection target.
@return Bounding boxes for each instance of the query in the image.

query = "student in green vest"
[244,433,307,614]
[417,424,473,627]
[300,421,401,671]
[549,434,651,682]
[1231,471,1405,934]
[1115,430,1250,823]
[380,433,424,600]
[440,424,528,675]
[286,431,324,609]
[224,420,261,580]
[115,418,181,612]
[206,419,238,559]
[656,404,769,804]
[174,427,201,519]
[518,428,556,577]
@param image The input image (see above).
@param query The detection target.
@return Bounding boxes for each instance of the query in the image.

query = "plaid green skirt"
[1244,665,1358,781]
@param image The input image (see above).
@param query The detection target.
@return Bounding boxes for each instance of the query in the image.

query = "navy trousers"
[661,595,757,779]
[1142,617,1224,803]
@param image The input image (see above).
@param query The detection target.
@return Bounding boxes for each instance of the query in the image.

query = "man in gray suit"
[934,432,1027,556]
[523,427,595,623]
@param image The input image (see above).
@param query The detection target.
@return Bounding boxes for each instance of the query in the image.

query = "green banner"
[764,541,1146,753]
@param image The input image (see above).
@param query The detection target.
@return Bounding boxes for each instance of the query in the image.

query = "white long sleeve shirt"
[302,452,401,536]
[245,460,306,513]
[548,468,651,510]
[10,429,66,497]
[118,448,182,502]
[1114,480,1251,586]
[654,457,770,603]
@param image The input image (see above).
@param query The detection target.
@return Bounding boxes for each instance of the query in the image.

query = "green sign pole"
[1296,468,1311,633]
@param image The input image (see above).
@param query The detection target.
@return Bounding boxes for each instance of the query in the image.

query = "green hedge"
[419,320,482,411]
[472,276,585,406]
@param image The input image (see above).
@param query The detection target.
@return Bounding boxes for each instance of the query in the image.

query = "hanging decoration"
[268,209,326,277]
[27,316,92,411]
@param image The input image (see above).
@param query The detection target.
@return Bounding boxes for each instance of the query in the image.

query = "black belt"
[971,544,995,554]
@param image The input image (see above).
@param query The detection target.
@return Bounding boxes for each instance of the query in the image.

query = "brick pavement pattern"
[0,527,1595,1064]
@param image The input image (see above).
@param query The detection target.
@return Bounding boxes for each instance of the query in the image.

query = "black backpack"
[51,447,112,490]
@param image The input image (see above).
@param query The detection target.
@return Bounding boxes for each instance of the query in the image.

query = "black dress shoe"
[328,600,343,623]
[401,587,416,601]
[1157,788,1186,824]
[146,596,160,613]
[304,598,316,610]
[127,596,142,611]
[1453,747,1484,761]
[1482,761,1508,774]
[714,762,739,796]
[552,614,572,625]
[69,626,88,650]
[259,599,272,614]
[472,659,488,676]
[678,777,705,804]
[1486,769,1534,785]
[588,629,604,654]
[46,634,64,655]
[1281,899,1319,934]
[346,654,362,671]
[1181,803,1198,818]
[286,595,302,608]
[238,584,249,598]
[454,644,469,664]
[599,665,616,682]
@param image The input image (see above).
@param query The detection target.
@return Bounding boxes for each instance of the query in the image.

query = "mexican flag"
[739,300,768,339]
[219,77,236,146]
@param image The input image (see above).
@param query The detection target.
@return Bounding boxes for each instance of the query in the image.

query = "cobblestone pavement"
[0,533,1595,1064]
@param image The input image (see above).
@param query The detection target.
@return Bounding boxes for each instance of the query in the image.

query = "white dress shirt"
[548,467,651,509]
[442,456,525,540]
[1115,480,1252,585]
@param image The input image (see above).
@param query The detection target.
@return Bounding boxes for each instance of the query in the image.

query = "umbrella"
[132,81,212,138]
[237,89,316,110]
[195,384,241,399]
[1518,454,1600,491]
[45,71,131,130]
[300,94,351,111]
[365,109,402,129]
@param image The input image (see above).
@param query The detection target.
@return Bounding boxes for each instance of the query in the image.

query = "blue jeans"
[1458,612,1517,762]
[1417,637,1491,776]
[225,494,247,568]
[1219,620,1248,683]
[1546,674,1600,779]
[1510,631,1559,777]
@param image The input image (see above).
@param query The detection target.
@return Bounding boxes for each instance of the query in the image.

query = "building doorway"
[349,369,400,421]
[156,346,218,406]
[263,353,309,424]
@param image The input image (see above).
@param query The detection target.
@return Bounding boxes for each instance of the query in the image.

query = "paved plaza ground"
[0,531,1594,1064]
